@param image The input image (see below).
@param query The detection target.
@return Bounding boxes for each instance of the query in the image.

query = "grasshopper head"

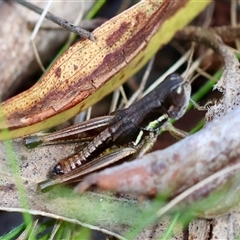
[166,75,191,120]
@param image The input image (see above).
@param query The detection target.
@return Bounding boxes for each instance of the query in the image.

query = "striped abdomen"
[53,125,115,175]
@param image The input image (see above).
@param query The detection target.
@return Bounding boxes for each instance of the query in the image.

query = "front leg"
[161,121,189,139]
[133,131,159,159]
[133,120,189,159]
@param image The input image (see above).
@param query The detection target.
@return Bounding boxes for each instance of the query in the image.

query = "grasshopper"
[24,73,191,191]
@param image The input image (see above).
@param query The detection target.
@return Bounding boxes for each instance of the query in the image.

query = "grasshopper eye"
[176,85,183,94]
[167,82,191,120]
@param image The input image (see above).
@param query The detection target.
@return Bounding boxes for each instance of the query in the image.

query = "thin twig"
[119,86,128,107]
[182,42,195,81]
[110,88,121,113]
[31,40,46,72]
[17,217,39,240]
[230,0,240,50]
[49,220,62,240]
[143,50,191,95]
[65,1,84,48]
[126,57,155,107]
[30,0,53,72]
[13,0,95,41]
[156,163,240,219]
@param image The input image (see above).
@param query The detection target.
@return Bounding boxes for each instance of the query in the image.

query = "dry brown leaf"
[0,139,133,237]
[0,1,95,100]
[0,139,186,238]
